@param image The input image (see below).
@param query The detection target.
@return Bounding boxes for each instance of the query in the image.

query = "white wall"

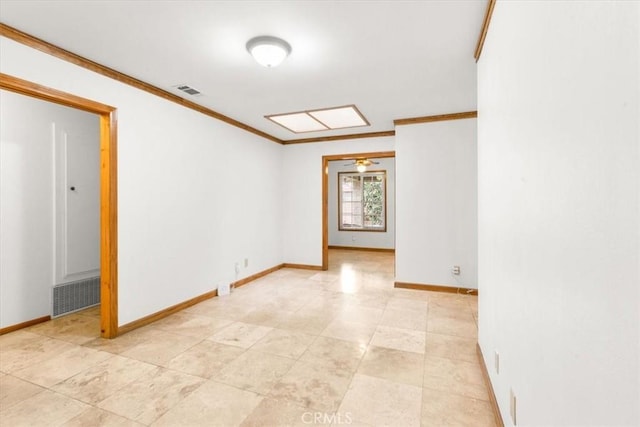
[395,119,477,289]
[1,36,283,326]
[54,98,101,285]
[477,2,639,425]
[328,158,395,249]
[282,137,395,266]
[0,90,100,327]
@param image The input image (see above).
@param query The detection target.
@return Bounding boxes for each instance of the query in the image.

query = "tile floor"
[0,250,496,426]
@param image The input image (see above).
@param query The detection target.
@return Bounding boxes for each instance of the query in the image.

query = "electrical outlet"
[244,258,249,268]
[234,263,240,275]
[510,389,517,425]
[495,351,500,374]
[452,265,461,275]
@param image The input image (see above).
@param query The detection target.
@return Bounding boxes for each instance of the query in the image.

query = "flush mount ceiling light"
[246,36,291,68]
[266,105,370,133]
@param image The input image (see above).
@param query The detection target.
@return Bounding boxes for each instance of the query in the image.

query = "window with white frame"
[338,171,386,231]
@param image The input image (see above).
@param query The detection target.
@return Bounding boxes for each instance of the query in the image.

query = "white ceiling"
[0,0,485,142]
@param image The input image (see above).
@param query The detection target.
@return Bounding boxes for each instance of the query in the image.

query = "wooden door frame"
[321,150,395,270]
[0,73,118,338]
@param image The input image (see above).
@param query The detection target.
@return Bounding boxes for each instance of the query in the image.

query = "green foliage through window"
[339,171,386,231]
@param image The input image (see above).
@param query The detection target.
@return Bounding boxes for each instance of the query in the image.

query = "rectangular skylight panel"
[309,105,369,129]
[267,112,328,133]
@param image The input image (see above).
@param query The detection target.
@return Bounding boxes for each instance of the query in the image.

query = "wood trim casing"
[1,24,486,145]
[283,130,395,145]
[477,343,506,427]
[322,151,396,270]
[0,316,51,335]
[474,0,497,61]
[328,246,395,253]
[0,73,119,339]
[394,281,478,296]
[337,170,387,233]
[282,263,324,271]
[100,109,118,338]
[117,289,219,336]
[0,23,282,145]
[118,263,286,335]
[394,111,478,126]
[232,264,284,288]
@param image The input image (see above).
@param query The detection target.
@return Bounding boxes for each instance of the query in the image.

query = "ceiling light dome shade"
[246,36,291,68]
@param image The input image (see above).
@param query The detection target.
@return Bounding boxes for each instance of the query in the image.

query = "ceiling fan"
[344,158,379,173]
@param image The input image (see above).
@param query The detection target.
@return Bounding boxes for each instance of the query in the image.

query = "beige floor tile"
[350,292,390,310]
[165,340,245,378]
[11,346,112,388]
[213,349,295,394]
[0,390,89,426]
[320,319,377,345]
[391,288,432,302]
[381,307,428,331]
[61,407,143,426]
[309,272,340,283]
[385,297,429,312]
[424,332,478,363]
[336,305,384,325]
[0,374,45,410]
[427,313,477,338]
[82,326,168,355]
[0,330,42,349]
[276,311,334,335]
[76,305,101,318]
[357,345,424,387]
[251,328,315,359]
[321,280,363,294]
[0,334,75,373]
[423,355,488,401]
[120,331,200,366]
[428,304,475,321]
[52,355,157,404]
[370,325,426,354]
[421,387,497,427]
[299,336,367,373]
[0,251,496,427]
[269,361,353,412]
[184,300,254,320]
[153,312,233,339]
[338,374,422,426]
[240,398,331,427]
[152,380,263,426]
[428,293,472,310]
[208,321,272,348]
[27,314,100,345]
[98,367,204,425]
[241,308,298,328]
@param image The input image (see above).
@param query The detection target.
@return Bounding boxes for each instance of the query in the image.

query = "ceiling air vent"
[175,84,201,96]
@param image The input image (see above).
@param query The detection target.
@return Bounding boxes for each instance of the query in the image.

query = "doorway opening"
[321,151,395,270]
[0,73,118,338]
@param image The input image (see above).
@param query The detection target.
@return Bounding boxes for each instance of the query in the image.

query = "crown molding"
[282,130,395,145]
[0,23,283,144]
[474,0,497,61]
[394,111,477,126]
[1,22,482,146]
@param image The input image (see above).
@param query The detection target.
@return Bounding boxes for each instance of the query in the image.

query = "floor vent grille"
[53,277,100,317]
